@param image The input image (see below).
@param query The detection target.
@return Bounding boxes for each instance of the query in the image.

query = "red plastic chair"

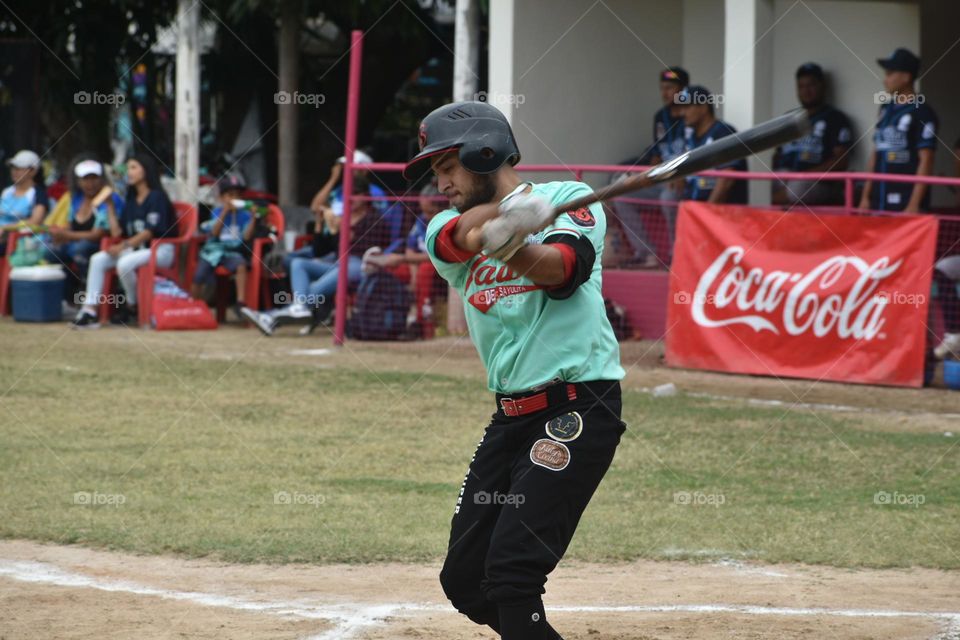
[98,202,198,325]
[187,204,285,322]
[0,230,30,316]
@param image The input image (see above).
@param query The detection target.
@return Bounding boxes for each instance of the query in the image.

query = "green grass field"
[1,323,958,569]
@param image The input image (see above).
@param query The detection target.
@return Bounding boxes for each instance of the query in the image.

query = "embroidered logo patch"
[569,207,595,228]
[530,438,570,471]
[545,412,582,442]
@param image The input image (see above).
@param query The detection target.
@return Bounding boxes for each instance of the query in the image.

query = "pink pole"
[333,30,363,347]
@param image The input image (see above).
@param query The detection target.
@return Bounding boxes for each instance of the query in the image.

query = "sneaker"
[934,333,960,359]
[71,311,100,330]
[240,306,275,336]
[272,302,312,320]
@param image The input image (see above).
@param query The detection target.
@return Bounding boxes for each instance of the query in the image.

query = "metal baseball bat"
[551,109,811,216]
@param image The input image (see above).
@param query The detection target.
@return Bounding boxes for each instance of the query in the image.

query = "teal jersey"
[426,180,625,393]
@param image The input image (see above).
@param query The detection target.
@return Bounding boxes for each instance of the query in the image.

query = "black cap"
[796,62,824,80]
[217,172,247,192]
[877,48,920,76]
[660,67,689,87]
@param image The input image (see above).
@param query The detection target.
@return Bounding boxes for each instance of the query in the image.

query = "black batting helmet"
[403,101,520,180]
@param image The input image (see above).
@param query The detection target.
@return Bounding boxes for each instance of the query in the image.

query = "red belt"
[499,384,577,417]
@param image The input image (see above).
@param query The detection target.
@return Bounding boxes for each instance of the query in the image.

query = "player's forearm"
[453,203,501,253]
[504,244,565,286]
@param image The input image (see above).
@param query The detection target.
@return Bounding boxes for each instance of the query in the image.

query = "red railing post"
[333,30,364,347]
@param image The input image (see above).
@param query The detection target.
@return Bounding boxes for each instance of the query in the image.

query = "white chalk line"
[683,390,960,420]
[2,559,959,640]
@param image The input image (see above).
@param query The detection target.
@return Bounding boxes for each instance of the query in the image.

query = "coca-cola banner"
[666,202,938,387]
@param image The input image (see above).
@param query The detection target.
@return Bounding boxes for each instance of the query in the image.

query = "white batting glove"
[480,193,554,261]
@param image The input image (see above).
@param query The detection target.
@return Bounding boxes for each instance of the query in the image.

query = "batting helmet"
[403,101,520,180]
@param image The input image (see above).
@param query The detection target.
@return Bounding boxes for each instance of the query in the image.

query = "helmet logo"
[418,123,428,151]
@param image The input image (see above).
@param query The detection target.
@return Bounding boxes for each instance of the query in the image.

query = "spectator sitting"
[46,158,122,292]
[242,184,392,336]
[677,85,748,204]
[284,150,387,271]
[405,183,447,332]
[859,48,938,213]
[191,173,257,322]
[71,155,178,328]
[1,150,49,254]
[934,255,960,360]
[772,63,853,206]
[610,66,689,268]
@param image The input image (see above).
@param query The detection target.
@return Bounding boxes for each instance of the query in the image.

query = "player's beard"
[456,173,498,212]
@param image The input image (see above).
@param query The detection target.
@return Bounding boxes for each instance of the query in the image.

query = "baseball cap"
[6,149,40,169]
[676,85,712,106]
[74,159,103,178]
[217,172,247,192]
[877,48,920,76]
[660,66,690,87]
[795,62,824,80]
[336,150,373,165]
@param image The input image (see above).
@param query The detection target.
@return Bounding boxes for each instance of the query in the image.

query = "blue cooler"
[11,266,66,322]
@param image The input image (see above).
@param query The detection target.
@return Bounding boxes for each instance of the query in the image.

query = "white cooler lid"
[10,265,66,281]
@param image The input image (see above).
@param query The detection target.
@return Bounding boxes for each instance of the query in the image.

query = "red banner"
[665,202,938,387]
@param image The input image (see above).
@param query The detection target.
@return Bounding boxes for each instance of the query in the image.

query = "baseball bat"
[551,109,811,216]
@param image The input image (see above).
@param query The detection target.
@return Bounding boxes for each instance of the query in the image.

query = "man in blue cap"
[859,48,938,213]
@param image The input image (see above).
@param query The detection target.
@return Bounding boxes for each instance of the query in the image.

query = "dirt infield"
[1,540,958,639]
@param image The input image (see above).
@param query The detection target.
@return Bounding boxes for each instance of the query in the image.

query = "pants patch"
[545,411,583,442]
[530,438,570,471]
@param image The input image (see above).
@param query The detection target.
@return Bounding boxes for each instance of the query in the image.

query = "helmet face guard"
[404,102,520,180]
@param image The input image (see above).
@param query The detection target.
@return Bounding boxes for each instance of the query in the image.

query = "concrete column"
[723,0,774,203]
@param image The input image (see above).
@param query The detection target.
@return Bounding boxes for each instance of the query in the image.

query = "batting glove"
[481,192,554,261]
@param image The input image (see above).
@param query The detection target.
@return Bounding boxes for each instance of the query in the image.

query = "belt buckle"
[499,397,518,416]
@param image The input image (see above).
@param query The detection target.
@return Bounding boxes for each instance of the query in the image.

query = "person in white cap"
[71,154,180,328]
[0,149,49,253]
[283,150,388,272]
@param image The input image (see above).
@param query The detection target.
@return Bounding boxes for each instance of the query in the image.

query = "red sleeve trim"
[550,243,578,289]
[435,217,477,263]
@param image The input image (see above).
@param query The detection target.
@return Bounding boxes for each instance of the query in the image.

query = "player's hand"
[480,192,553,261]
[48,226,67,243]
[329,162,343,181]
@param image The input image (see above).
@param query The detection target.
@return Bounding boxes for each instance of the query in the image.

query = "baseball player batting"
[404,101,625,640]
[404,101,807,640]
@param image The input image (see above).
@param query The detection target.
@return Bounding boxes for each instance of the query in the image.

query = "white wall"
[682,0,726,94]
[769,0,920,175]
[506,0,684,184]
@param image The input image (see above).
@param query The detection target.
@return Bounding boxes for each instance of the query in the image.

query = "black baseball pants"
[439,379,626,640]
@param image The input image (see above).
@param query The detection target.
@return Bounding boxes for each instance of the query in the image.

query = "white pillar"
[723,0,774,204]
[445,0,482,336]
[174,0,200,205]
[488,0,515,123]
